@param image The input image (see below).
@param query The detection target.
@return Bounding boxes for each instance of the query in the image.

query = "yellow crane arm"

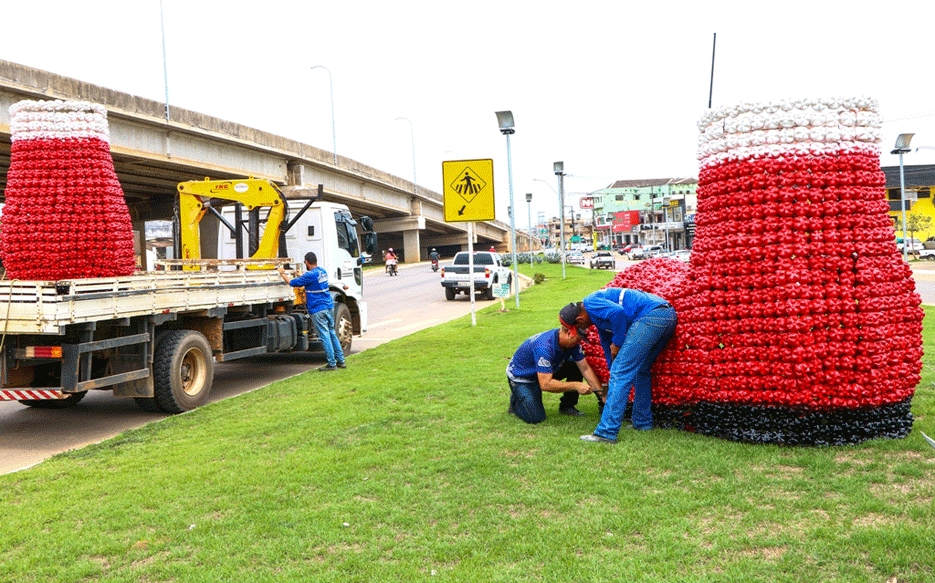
[177,178,286,266]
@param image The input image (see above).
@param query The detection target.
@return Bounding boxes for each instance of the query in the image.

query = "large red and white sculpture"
[585,97,923,445]
[1,100,136,280]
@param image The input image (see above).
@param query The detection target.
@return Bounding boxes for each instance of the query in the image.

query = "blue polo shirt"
[507,329,584,383]
[583,288,668,363]
[288,266,334,315]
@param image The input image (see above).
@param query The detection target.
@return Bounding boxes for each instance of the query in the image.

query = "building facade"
[592,178,698,250]
[883,164,935,244]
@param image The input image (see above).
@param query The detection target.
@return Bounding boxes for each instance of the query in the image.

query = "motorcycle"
[386,258,398,276]
[431,259,439,272]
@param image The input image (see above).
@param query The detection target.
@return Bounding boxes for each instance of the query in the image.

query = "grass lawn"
[1,263,933,583]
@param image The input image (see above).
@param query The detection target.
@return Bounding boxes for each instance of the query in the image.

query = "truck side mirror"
[365,232,377,255]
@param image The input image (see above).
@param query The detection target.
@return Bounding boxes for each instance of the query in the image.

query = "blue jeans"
[509,378,547,424]
[508,361,596,424]
[313,308,345,367]
[594,305,676,438]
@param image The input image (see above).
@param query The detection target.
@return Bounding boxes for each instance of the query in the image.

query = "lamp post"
[395,117,417,193]
[892,133,914,261]
[554,161,566,279]
[159,0,170,124]
[526,192,534,267]
[496,111,520,308]
[310,65,337,165]
[662,196,671,250]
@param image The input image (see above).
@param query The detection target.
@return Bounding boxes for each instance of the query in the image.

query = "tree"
[907,214,932,246]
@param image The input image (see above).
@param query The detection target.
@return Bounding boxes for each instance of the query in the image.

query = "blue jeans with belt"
[594,304,677,438]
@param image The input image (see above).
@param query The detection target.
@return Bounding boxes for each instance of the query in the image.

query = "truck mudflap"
[0,389,66,401]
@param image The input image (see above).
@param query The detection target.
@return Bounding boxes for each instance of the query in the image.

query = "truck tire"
[445,287,455,301]
[153,330,213,413]
[20,391,86,409]
[334,302,353,355]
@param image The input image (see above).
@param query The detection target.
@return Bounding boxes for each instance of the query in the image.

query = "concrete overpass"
[0,60,530,262]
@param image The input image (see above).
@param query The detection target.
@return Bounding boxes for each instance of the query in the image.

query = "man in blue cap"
[560,289,676,443]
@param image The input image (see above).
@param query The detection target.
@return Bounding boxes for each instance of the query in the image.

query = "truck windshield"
[453,253,494,266]
[334,211,360,258]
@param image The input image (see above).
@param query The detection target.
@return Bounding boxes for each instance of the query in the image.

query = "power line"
[883,110,935,123]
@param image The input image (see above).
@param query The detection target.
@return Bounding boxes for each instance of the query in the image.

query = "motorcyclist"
[429,248,440,271]
[385,248,398,274]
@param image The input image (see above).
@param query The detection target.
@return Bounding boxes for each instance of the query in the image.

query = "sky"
[2,0,935,229]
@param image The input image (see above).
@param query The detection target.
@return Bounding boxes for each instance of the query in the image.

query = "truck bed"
[0,268,294,334]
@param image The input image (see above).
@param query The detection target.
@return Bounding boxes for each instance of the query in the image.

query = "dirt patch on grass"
[852,513,893,528]
[834,451,874,466]
[736,545,787,562]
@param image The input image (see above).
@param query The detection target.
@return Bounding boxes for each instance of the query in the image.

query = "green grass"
[1,263,933,582]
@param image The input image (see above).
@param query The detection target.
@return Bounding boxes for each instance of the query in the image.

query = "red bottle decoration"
[1,100,136,280]
[580,97,922,445]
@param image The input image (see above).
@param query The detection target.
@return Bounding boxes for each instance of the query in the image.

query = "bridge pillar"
[403,229,422,263]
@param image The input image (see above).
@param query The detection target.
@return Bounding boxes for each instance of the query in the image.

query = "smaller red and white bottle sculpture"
[1,100,136,280]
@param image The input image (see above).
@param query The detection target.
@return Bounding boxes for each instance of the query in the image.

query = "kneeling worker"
[507,323,604,424]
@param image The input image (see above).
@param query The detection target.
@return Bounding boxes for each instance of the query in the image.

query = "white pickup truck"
[440,251,512,300]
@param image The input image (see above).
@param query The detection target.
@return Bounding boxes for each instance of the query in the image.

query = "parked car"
[589,251,616,269]
[617,244,635,256]
[565,250,586,265]
[641,245,665,259]
[897,238,924,253]
[673,249,691,263]
[626,246,645,260]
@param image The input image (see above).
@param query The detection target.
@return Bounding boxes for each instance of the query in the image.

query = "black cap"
[559,302,588,336]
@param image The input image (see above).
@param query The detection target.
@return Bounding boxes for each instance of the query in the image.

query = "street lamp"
[395,117,417,193]
[892,133,914,261]
[662,196,671,250]
[526,192,534,267]
[310,65,337,165]
[159,0,170,124]
[554,161,567,280]
[496,111,520,308]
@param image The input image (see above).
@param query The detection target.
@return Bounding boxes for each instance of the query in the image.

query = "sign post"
[442,159,496,325]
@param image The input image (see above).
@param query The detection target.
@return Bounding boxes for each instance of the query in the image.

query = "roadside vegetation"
[1,263,933,582]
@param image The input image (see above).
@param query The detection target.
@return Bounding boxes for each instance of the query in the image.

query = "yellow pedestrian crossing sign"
[442,159,495,222]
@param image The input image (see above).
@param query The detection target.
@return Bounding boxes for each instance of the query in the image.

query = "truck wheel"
[334,302,353,355]
[20,392,86,409]
[445,287,455,301]
[153,330,214,413]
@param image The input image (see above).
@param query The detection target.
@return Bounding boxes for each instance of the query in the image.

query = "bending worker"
[506,323,604,424]
[560,289,676,443]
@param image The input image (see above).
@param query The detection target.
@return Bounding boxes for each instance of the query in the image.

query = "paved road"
[0,263,506,474]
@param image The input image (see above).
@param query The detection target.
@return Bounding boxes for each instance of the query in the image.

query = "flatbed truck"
[0,178,369,413]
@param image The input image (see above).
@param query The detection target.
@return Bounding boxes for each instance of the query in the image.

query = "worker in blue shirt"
[278,252,346,372]
[560,288,676,443]
[506,324,604,424]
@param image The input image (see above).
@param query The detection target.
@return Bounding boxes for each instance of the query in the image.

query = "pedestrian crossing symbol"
[442,159,495,222]
[451,167,486,203]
